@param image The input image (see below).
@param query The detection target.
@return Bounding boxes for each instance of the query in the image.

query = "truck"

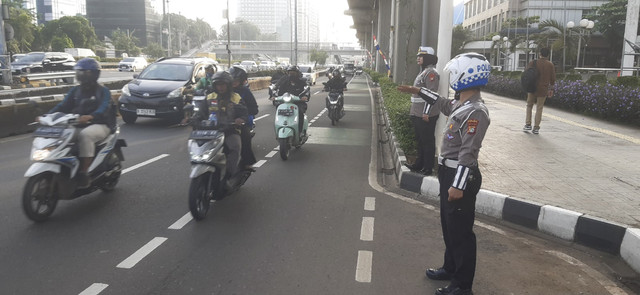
[64,48,96,57]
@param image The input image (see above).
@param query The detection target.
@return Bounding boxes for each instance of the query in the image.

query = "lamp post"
[502,36,508,71]
[492,35,501,68]
[567,19,594,68]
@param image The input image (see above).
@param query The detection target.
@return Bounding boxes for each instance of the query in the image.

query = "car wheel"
[121,112,137,124]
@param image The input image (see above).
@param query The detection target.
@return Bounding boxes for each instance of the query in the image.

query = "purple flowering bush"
[485,76,640,126]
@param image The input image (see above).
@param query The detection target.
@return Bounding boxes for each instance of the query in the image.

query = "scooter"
[323,82,347,126]
[185,100,252,221]
[23,113,126,222]
[274,87,310,160]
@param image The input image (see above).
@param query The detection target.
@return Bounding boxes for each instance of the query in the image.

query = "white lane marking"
[313,90,322,95]
[355,250,373,283]
[265,151,278,158]
[364,197,376,211]
[0,134,31,144]
[545,250,629,295]
[360,217,375,241]
[254,114,270,121]
[253,160,267,168]
[310,119,316,123]
[116,237,168,269]
[78,283,108,295]
[168,213,193,230]
[122,154,170,174]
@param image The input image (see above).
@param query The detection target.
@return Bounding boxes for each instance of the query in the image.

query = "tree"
[41,16,98,49]
[111,29,141,56]
[586,0,640,67]
[451,25,472,56]
[219,20,261,41]
[187,18,215,47]
[144,42,165,59]
[310,49,328,65]
[5,0,38,53]
[51,35,74,52]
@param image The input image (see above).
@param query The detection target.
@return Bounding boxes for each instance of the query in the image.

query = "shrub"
[613,76,640,88]
[378,77,416,155]
[564,74,583,81]
[586,74,608,85]
[556,73,566,80]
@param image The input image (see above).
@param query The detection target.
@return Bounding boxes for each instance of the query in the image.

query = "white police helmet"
[417,46,435,56]
[444,52,491,92]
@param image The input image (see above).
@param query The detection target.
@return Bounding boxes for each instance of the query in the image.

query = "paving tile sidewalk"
[478,92,640,228]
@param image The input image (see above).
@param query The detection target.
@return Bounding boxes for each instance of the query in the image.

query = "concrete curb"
[374,84,640,274]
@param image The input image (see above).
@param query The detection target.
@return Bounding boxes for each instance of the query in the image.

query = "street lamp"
[492,35,508,70]
[567,19,594,68]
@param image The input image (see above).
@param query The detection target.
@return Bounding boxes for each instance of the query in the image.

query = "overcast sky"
[153,0,359,45]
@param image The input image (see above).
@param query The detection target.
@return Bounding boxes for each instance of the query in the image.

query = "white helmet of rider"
[444,52,491,92]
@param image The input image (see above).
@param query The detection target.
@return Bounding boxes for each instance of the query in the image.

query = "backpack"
[520,60,539,93]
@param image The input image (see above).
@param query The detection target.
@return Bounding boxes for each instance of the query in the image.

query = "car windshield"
[18,53,45,63]
[299,66,312,73]
[122,58,135,62]
[137,63,192,81]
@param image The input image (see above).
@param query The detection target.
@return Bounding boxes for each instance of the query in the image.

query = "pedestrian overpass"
[205,41,365,62]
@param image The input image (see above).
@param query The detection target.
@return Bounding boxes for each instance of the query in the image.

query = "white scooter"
[23,112,126,222]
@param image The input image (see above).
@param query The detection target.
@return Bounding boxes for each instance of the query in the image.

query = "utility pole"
[0,4,13,85]
[294,0,298,65]
[167,0,171,56]
[226,0,231,67]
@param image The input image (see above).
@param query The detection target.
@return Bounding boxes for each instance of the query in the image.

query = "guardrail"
[18,71,75,84]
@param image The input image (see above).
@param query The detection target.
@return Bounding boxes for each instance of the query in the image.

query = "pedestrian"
[404,46,440,175]
[523,47,555,134]
[398,52,491,295]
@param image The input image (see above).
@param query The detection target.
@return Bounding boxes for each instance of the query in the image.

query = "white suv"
[240,60,258,72]
[119,57,149,72]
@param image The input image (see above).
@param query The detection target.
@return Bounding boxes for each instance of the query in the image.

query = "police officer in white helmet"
[398,52,491,295]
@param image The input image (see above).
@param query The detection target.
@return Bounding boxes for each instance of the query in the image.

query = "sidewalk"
[387,90,640,273]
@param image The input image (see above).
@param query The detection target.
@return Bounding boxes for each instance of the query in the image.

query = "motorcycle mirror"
[133,74,139,79]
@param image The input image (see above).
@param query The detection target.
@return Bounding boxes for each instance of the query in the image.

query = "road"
[0,75,637,294]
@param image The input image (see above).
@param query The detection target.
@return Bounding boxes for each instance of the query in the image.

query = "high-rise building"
[462,0,608,38]
[86,0,161,46]
[33,0,87,24]
[237,0,319,43]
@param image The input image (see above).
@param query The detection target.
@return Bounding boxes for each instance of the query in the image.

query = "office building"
[86,0,161,46]
[237,0,319,43]
[33,0,86,24]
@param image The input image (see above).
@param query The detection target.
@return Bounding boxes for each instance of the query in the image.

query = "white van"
[240,60,258,72]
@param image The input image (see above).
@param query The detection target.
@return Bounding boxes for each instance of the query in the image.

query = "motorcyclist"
[37,58,115,188]
[199,71,248,183]
[182,64,217,124]
[229,65,258,170]
[276,65,309,134]
[324,69,346,92]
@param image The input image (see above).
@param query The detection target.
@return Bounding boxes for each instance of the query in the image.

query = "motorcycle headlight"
[168,87,184,99]
[283,94,292,103]
[121,84,131,96]
[32,147,54,161]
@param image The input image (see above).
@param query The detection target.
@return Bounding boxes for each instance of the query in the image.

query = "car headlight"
[168,87,184,99]
[121,84,131,96]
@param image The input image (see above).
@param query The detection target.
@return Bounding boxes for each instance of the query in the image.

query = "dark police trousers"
[411,115,439,172]
[438,164,482,290]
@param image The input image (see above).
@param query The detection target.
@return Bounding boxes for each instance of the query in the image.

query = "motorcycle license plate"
[190,130,220,140]
[278,109,294,116]
[136,108,156,116]
[33,126,65,138]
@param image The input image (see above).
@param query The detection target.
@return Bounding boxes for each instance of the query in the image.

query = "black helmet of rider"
[332,69,341,77]
[74,58,101,85]
[287,65,301,79]
[229,65,248,84]
[211,71,233,95]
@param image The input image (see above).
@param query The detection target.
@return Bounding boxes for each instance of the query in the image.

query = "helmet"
[211,71,233,93]
[205,64,217,72]
[444,52,491,92]
[286,65,300,73]
[229,65,248,82]
[332,69,341,77]
[74,58,101,84]
[417,46,435,56]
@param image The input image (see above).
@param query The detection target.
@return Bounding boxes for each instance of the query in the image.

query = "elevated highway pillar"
[375,0,391,74]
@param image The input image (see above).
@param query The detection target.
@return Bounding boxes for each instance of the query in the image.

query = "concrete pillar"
[391,0,424,84]
[621,0,640,76]
[434,0,454,156]
[376,0,392,74]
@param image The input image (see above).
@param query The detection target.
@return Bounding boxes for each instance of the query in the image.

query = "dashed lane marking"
[116,237,167,269]
[364,197,376,211]
[265,151,278,158]
[360,217,375,241]
[355,250,373,283]
[122,154,170,174]
[168,213,193,230]
[254,160,267,168]
[254,114,270,121]
[78,283,108,295]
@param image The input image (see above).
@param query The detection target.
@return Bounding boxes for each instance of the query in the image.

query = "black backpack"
[521,60,539,93]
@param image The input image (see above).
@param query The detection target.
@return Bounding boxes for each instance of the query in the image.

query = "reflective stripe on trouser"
[525,93,547,128]
[77,124,110,158]
[437,164,482,290]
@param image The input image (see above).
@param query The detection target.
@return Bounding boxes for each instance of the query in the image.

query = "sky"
[151,0,359,45]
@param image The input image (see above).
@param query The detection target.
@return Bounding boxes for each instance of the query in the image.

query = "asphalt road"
[0,75,637,294]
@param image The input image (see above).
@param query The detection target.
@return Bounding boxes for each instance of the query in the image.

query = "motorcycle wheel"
[22,172,58,222]
[328,109,336,125]
[189,174,212,221]
[101,153,122,192]
[279,138,290,161]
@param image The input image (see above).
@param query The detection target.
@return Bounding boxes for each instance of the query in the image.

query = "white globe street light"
[492,35,501,69]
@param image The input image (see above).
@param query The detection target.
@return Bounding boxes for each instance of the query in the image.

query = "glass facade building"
[35,0,86,24]
[86,0,161,46]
